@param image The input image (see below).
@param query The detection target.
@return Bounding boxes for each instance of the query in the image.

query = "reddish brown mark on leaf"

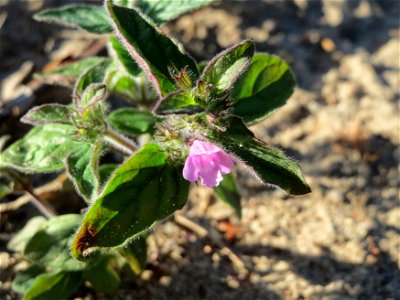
[73,223,98,259]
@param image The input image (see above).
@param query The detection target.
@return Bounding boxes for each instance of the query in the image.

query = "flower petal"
[183,140,234,187]
[190,140,220,155]
[213,152,234,174]
[198,164,223,187]
[182,156,199,182]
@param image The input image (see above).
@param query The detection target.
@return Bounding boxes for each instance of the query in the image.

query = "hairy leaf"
[24,271,83,300]
[207,117,311,195]
[33,1,215,36]
[74,59,113,101]
[1,124,81,172]
[66,142,101,202]
[200,40,254,98]
[108,36,141,77]
[79,83,107,109]
[72,144,190,259]
[107,69,156,102]
[21,104,73,125]
[34,5,112,34]
[156,90,204,115]
[106,1,199,96]
[38,57,107,87]
[107,108,157,136]
[213,173,241,218]
[232,53,296,124]
[139,0,215,24]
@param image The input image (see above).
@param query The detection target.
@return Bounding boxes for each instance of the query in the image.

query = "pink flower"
[183,140,234,187]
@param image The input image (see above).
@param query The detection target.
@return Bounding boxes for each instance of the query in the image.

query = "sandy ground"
[0,0,399,299]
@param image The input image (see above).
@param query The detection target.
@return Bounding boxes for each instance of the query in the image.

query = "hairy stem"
[152,90,182,115]
[104,127,137,156]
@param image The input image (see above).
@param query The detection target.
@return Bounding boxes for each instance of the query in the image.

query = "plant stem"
[152,90,182,115]
[8,170,56,219]
[24,188,56,219]
[0,173,67,215]
[104,127,137,156]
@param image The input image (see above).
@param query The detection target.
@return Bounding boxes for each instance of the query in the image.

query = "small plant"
[1,0,311,298]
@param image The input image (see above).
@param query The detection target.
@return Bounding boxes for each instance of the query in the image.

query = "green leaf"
[34,5,112,34]
[66,142,101,202]
[24,271,83,300]
[108,36,141,77]
[113,0,137,9]
[98,164,118,184]
[12,264,46,294]
[200,40,254,99]
[232,53,296,124]
[139,0,215,24]
[1,124,82,172]
[71,144,190,260]
[213,173,241,218]
[207,117,311,195]
[73,59,113,101]
[156,90,204,115]
[108,71,137,99]
[105,0,199,96]
[107,108,157,136]
[84,256,120,295]
[8,216,47,253]
[119,235,148,275]
[38,57,107,87]
[21,104,73,125]
[23,214,92,271]
[107,69,156,102]
[80,84,107,109]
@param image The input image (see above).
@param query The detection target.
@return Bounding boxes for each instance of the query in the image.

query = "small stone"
[253,256,270,273]
[159,276,172,286]
[273,261,289,272]
[321,37,336,52]
[0,252,10,270]
[141,270,153,281]
[203,245,213,254]
[226,275,240,289]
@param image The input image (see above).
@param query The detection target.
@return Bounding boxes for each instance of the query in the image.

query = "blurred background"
[0,0,399,299]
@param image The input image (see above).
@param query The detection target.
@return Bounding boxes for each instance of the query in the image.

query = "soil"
[0,0,399,299]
